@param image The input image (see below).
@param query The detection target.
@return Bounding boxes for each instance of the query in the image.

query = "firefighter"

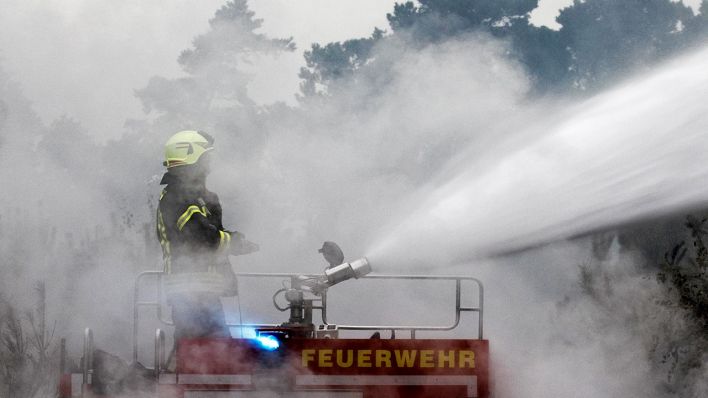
[156,130,258,348]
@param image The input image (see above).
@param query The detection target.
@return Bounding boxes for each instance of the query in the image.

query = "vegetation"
[660,216,708,328]
[300,0,708,96]
[577,215,708,395]
[657,216,708,389]
[0,283,58,398]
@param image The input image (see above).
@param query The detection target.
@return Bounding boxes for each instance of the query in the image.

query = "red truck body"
[157,337,490,398]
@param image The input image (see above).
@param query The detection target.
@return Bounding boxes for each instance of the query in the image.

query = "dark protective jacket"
[156,171,238,296]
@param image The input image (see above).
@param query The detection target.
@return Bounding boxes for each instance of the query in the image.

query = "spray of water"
[369,44,708,269]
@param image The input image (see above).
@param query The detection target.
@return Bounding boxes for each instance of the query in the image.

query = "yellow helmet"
[164,130,214,168]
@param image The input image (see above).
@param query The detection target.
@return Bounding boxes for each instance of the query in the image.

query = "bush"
[0,282,58,398]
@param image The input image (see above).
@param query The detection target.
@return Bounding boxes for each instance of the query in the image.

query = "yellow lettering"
[319,349,333,367]
[302,349,316,367]
[358,350,372,367]
[420,350,434,368]
[438,350,455,368]
[394,350,417,367]
[336,350,354,368]
[303,349,474,369]
[459,350,475,368]
[375,350,392,367]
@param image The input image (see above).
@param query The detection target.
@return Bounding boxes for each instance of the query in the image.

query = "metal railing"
[82,328,93,396]
[133,271,484,363]
[321,274,483,339]
[133,271,164,363]
[154,329,165,380]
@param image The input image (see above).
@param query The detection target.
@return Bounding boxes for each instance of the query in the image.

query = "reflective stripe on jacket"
[156,173,234,296]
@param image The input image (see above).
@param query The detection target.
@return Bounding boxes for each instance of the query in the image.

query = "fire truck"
[58,243,489,397]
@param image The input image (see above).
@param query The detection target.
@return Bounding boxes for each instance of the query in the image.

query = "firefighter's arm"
[176,204,258,254]
[176,204,229,251]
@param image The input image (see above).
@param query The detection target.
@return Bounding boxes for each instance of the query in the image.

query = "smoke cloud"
[1,1,707,397]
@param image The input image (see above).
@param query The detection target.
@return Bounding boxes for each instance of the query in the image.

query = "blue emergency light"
[254,334,280,351]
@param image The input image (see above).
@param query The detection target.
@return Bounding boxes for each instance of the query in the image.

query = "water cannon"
[323,256,370,285]
[300,257,370,294]
[271,243,372,332]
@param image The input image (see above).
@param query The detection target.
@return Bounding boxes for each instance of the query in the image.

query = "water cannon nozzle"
[324,257,371,286]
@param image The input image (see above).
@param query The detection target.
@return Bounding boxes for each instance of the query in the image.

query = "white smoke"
[1,2,707,397]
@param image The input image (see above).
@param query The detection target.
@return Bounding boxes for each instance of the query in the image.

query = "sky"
[0,0,702,138]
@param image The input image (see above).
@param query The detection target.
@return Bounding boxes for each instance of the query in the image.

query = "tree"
[300,0,546,97]
[557,0,698,91]
[649,216,708,394]
[299,28,384,97]
[300,0,552,98]
[300,0,708,96]
[135,0,295,145]
[387,0,539,38]
[659,215,708,329]
[0,64,45,151]
[37,116,99,174]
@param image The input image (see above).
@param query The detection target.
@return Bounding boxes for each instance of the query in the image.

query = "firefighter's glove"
[240,240,260,255]
[229,231,259,256]
[231,231,246,241]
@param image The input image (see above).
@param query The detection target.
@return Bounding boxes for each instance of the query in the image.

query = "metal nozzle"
[349,257,372,279]
[324,257,371,286]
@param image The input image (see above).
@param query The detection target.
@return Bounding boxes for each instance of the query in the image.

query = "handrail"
[82,328,93,397]
[132,271,280,364]
[133,270,484,362]
[133,271,163,363]
[230,272,483,339]
[60,338,66,375]
[323,274,484,339]
[154,329,165,380]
